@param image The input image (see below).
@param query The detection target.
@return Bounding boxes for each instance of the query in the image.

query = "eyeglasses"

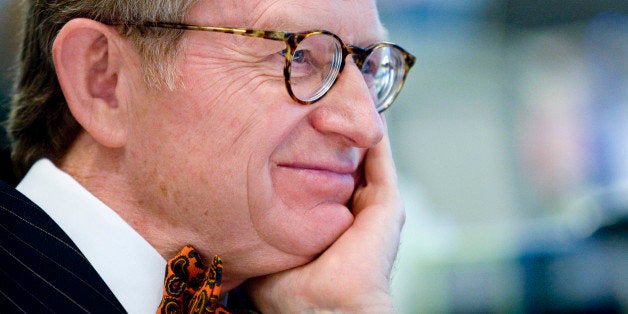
[134,22,416,113]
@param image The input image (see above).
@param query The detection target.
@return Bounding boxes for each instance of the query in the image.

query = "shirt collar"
[17,159,167,313]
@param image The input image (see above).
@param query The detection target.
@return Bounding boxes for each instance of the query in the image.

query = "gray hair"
[8,0,197,177]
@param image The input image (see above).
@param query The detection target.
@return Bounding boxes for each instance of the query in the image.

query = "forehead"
[188,0,386,44]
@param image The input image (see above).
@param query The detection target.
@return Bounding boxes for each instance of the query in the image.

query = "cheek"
[247,153,354,257]
[244,130,355,257]
[125,77,262,209]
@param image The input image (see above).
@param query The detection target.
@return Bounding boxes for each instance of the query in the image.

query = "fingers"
[362,116,398,187]
[352,117,403,222]
[349,116,405,270]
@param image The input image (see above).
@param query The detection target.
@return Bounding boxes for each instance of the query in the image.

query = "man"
[1,0,413,312]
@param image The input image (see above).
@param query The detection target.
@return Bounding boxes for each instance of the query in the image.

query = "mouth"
[276,164,356,184]
[277,162,355,175]
[273,162,358,204]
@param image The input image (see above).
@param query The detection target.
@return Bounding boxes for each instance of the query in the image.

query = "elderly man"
[0,0,414,312]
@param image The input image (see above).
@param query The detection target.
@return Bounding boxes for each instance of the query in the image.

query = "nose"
[308,59,384,148]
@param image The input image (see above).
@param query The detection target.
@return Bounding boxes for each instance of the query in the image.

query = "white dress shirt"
[17,159,167,313]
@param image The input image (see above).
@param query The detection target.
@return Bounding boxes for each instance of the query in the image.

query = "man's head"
[9,0,413,287]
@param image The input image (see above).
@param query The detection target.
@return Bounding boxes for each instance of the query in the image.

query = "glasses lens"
[362,45,407,112]
[289,33,342,103]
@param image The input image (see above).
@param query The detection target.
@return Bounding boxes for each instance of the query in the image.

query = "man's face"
[124,0,386,279]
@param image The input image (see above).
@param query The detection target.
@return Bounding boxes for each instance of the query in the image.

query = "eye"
[292,50,307,63]
[279,49,307,63]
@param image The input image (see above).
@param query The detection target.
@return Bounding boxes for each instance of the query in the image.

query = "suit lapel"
[0,180,126,313]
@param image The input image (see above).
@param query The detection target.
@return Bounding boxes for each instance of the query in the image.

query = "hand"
[246,127,406,313]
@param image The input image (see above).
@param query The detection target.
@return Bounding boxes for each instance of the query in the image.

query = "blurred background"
[1,0,627,312]
[377,0,628,313]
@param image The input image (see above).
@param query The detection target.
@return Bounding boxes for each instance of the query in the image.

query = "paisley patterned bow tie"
[157,245,231,314]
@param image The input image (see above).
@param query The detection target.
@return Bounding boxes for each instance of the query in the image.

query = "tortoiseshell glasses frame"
[132,22,416,113]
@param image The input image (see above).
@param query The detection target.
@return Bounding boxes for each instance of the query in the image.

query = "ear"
[52,18,128,148]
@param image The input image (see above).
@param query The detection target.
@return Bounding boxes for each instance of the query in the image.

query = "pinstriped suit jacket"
[0,180,125,313]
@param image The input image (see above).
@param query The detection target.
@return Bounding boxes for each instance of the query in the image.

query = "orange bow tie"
[157,245,231,314]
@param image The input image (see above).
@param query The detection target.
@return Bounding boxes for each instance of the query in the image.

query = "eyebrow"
[256,14,323,33]
[256,15,388,46]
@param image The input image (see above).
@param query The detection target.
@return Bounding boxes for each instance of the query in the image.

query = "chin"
[229,246,316,282]
[255,201,355,260]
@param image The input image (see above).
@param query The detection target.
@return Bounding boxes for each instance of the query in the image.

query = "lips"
[273,161,358,204]
[277,161,356,175]
[276,163,357,184]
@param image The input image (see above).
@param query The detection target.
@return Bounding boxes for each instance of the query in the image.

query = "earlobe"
[53,18,127,148]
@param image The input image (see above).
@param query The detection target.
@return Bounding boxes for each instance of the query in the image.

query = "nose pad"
[351,53,365,69]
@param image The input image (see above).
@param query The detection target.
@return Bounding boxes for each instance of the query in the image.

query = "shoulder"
[0,179,33,207]
[0,180,32,203]
[0,181,67,234]
[0,179,126,313]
